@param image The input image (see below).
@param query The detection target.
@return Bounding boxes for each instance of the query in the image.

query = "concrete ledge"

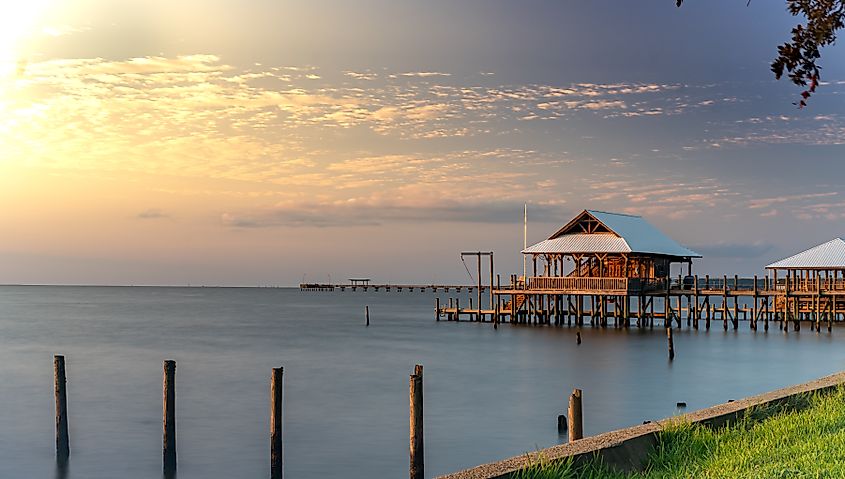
[438,371,845,479]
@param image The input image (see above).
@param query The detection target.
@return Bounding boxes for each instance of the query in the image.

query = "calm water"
[2,286,845,478]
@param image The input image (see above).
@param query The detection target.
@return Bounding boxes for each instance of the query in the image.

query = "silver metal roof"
[523,234,629,254]
[523,210,700,258]
[766,238,845,269]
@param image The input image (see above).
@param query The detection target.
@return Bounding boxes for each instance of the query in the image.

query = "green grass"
[517,386,845,479]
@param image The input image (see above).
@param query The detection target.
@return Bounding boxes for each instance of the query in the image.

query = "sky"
[1,0,845,286]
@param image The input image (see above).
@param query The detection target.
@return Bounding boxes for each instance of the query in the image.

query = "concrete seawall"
[438,371,845,479]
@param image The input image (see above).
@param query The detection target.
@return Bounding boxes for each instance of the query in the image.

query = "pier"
[299,282,487,293]
[435,211,845,333]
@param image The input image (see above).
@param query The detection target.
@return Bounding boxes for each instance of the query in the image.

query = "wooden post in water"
[667,327,675,360]
[163,360,176,475]
[752,275,758,331]
[476,252,482,321]
[54,355,69,462]
[456,298,460,321]
[489,253,495,312]
[494,298,499,330]
[568,388,583,442]
[271,367,284,479]
[435,297,440,321]
[409,365,424,479]
[733,276,739,330]
[693,275,699,330]
[366,305,370,326]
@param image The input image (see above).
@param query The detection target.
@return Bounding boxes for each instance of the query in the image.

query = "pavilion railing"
[783,278,845,292]
[527,276,629,291]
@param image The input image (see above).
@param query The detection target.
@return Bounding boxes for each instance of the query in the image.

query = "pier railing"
[527,276,629,292]
[519,276,845,294]
[782,278,845,293]
[663,276,845,293]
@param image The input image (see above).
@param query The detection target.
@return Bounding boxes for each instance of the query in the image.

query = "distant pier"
[299,282,487,293]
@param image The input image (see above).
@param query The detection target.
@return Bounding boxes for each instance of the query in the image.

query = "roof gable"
[766,238,845,269]
[549,210,616,237]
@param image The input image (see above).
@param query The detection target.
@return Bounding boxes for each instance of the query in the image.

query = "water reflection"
[55,458,68,479]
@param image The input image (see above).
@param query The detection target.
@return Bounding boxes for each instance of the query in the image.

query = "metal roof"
[523,233,630,254]
[766,238,845,269]
[523,210,701,258]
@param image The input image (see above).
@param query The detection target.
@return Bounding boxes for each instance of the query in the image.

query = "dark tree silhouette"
[677,1,845,107]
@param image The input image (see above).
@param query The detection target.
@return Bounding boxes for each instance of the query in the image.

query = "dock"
[433,211,845,333]
[299,283,487,293]
[438,274,845,333]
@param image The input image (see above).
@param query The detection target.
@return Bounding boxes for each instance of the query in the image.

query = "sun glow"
[0,0,53,77]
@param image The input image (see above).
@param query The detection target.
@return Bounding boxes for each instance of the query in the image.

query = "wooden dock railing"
[527,277,629,292]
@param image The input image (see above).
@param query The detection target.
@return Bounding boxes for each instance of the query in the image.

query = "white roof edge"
[766,237,845,269]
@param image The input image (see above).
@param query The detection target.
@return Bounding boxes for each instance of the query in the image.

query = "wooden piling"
[557,414,567,433]
[732,279,739,329]
[568,388,583,442]
[435,297,440,321]
[366,305,370,326]
[271,367,284,479]
[409,365,424,479]
[54,355,69,462]
[576,331,582,345]
[667,327,675,360]
[163,360,176,475]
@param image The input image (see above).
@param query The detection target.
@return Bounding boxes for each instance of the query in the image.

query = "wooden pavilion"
[766,238,845,323]
[521,210,700,294]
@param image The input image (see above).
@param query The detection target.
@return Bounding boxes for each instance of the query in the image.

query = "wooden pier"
[435,212,845,334]
[438,274,845,333]
[299,283,487,293]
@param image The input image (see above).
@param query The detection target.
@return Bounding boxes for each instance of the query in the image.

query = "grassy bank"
[515,386,845,479]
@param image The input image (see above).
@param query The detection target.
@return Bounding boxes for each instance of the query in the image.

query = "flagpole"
[523,203,527,288]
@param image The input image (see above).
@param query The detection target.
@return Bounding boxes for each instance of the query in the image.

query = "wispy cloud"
[690,241,774,258]
[222,197,564,228]
[137,208,169,219]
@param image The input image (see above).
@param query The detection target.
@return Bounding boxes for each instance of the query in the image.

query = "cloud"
[344,71,378,80]
[689,241,774,258]
[137,208,169,219]
[222,198,564,228]
[399,72,451,77]
[41,25,91,37]
[748,192,839,210]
